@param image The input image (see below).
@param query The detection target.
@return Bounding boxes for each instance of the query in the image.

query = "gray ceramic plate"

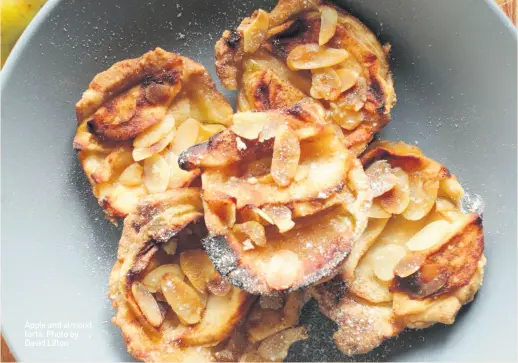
[1,0,516,361]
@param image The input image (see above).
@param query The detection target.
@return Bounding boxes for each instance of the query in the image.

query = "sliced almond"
[371,244,407,281]
[161,272,204,325]
[368,201,392,218]
[271,125,300,187]
[263,250,303,290]
[402,175,439,221]
[336,68,359,93]
[208,198,237,228]
[319,6,338,45]
[143,154,170,193]
[366,160,398,198]
[180,249,230,296]
[310,68,342,101]
[133,113,176,148]
[119,163,144,186]
[131,281,164,327]
[132,128,176,161]
[257,326,309,362]
[435,197,461,221]
[262,205,295,233]
[328,104,364,131]
[244,9,270,53]
[142,264,184,293]
[287,44,348,70]
[231,112,272,140]
[406,220,452,252]
[172,118,200,155]
[378,167,410,214]
[394,252,427,278]
[439,177,464,201]
[233,221,267,247]
[252,207,275,225]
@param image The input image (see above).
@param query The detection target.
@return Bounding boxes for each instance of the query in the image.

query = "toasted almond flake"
[244,9,270,53]
[271,125,300,187]
[234,221,267,246]
[406,220,452,252]
[180,249,230,296]
[371,244,407,281]
[142,264,184,293]
[287,44,348,70]
[179,249,214,293]
[162,239,178,255]
[133,128,176,162]
[253,207,275,224]
[402,176,439,221]
[207,277,231,297]
[319,6,338,45]
[257,326,309,361]
[394,252,427,278]
[161,273,204,325]
[262,205,295,233]
[366,160,398,197]
[143,154,170,193]
[119,163,144,186]
[172,118,200,154]
[439,177,465,201]
[131,281,164,327]
[336,68,359,92]
[134,113,176,148]
[263,250,303,290]
[368,201,392,218]
[310,68,342,101]
[328,104,364,130]
[378,167,410,214]
[231,112,272,140]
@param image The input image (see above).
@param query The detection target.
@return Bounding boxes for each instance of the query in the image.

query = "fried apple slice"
[215,0,396,154]
[181,104,371,294]
[74,48,232,222]
[311,142,486,356]
[108,188,253,362]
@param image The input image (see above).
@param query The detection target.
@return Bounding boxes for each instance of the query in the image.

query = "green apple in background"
[1,0,47,67]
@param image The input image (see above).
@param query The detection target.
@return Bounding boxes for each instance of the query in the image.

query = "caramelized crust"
[74,48,233,222]
[215,0,396,154]
[311,142,486,355]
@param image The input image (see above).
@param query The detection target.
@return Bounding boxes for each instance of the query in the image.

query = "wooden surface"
[0,1,515,362]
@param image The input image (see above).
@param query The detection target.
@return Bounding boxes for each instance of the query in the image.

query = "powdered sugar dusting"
[461,191,485,215]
